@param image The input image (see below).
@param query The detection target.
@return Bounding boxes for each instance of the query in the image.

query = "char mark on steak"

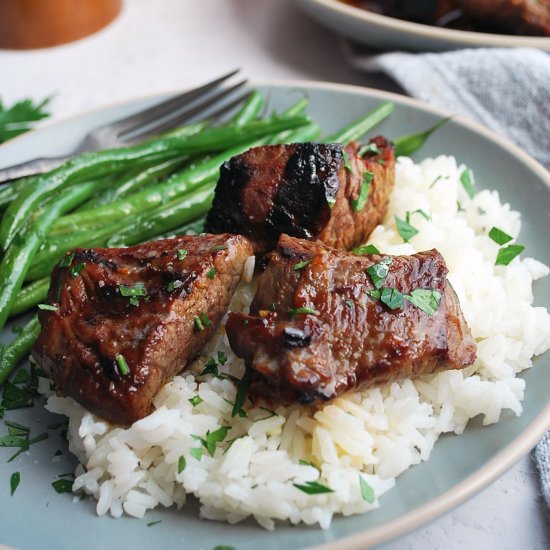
[226,235,476,405]
[32,234,253,425]
[205,138,395,254]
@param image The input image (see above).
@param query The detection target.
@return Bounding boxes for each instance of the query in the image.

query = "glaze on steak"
[205,139,395,254]
[226,235,476,405]
[32,234,253,425]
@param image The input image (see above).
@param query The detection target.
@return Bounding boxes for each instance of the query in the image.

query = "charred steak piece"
[32,234,253,425]
[226,235,476,405]
[205,139,395,255]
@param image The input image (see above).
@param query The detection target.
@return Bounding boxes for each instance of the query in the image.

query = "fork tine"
[110,69,240,136]
[121,80,248,143]
[124,91,254,145]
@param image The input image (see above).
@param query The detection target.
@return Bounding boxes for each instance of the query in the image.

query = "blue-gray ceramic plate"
[1,81,549,550]
[295,0,550,52]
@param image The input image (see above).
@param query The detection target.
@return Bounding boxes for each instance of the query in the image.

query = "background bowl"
[295,0,550,52]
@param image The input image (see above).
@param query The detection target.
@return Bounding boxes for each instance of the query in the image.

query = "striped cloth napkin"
[347,45,550,507]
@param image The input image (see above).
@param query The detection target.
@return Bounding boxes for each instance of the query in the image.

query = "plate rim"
[1,79,549,549]
[297,0,550,49]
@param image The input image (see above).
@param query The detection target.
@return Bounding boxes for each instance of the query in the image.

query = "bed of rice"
[45,154,550,530]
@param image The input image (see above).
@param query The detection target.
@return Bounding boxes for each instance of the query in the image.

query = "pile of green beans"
[0,91,397,384]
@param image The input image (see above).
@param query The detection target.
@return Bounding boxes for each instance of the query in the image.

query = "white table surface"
[0,1,548,548]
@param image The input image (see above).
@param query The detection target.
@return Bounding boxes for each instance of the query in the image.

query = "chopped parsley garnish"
[70,263,84,277]
[358,142,380,157]
[119,283,146,298]
[429,174,448,189]
[299,459,319,469]
[147,520,162,527]
[177,455,186,474]
[51,479,73,494]
[166,281,175,292]
[37,304,58,312]
[177,249,188,260]
[193,316,205,331]
[496,244,525,266]
[366,257,392,289]
[342,149,352,172]
[368,287,441,315]
[288,306,320,317]
[268,303,276,312]
[10,472,20,496]
[190,447,202,460]
[200,357,218,376]
[232,368,251,418]
[293,259,312,271]
[489,227,513,246]
[192,426,231,457]
[188,396,203,407]
[395,216,419,242]
[1,380,34,411]
[293,481,334,495]
[115,354,130,376]
[406,209,431,223]
[0,96,51,144]
[129,296,139,306]
[351,171,373,212]
[352,244,380,255]
[0,433,41,464]
[460,167,476,198]
[211,245,227,252]
[217,351,228,365]
[207,267,216,279]
[326,196,336,209]
[404,289,442,315]
[370,287,404,310]
[58,252,75,268]
[345,300,354,308]
[5,420,30,437]
[200,312,211,328]
[359,475,375,503]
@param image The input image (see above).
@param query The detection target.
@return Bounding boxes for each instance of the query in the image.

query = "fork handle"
[0,155,73,184]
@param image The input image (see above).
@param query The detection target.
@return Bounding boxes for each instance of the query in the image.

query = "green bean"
[0,315,41,385]
[0,179,101,332]
[324,101,394,144]
[155,217,206,240]
[9,278,49,318]
[106,183,215,247]
[88,157,189,207]
[26,218,128,282]
[228,90,265,125]
[0,115,310,251]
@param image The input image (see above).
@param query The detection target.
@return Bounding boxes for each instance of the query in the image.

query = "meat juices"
[226,235,477,405]
[205,139,395,254]
[32,234,253,425]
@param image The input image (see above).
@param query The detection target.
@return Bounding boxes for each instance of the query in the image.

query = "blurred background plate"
[0,81,549,550]
[295,0,550,52]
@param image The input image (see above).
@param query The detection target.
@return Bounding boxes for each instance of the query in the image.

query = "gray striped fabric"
[348,45,550,504]
[352,47,550,170]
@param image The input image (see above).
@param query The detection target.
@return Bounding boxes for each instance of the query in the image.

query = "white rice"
[45,155,550,529]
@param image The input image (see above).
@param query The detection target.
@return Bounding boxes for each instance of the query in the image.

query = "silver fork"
[0,69,248,184]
